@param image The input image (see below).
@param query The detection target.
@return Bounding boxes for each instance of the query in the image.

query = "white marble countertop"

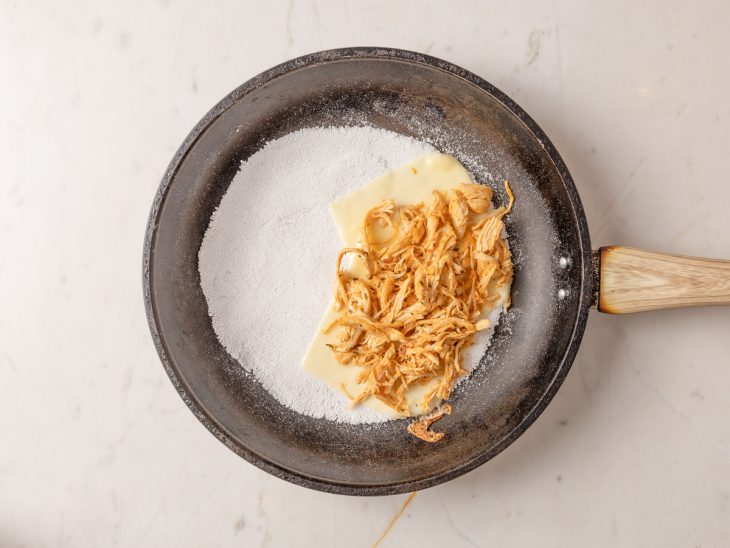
[2,1,729,546]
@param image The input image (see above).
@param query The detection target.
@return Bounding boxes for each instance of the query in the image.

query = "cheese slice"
[330,152,473,245]
[301,151,507,419]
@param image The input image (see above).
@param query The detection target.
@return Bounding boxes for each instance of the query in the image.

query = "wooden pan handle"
[598,246,730,314]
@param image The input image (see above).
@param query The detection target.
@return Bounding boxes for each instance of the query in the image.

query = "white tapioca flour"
[198,126,504,423]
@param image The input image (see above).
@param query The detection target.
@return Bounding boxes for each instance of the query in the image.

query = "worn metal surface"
[143,47,592,495]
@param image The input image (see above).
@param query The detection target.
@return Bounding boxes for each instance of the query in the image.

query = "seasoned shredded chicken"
[325,181,514,441]
[408,402,452,443]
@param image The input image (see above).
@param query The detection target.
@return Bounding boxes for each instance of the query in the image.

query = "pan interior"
[146,52,590,493]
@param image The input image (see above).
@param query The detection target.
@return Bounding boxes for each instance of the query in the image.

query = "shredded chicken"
[407,403,452,443]
[326,181,514,440]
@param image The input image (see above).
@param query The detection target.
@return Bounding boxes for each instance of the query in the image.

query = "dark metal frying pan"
[143,47,730,495]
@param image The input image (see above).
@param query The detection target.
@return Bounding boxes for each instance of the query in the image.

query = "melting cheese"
[301,152,508,418]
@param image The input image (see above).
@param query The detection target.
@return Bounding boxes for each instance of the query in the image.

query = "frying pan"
[143,47,730,495]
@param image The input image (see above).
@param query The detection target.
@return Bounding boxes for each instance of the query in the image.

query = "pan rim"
[142,46,593,495]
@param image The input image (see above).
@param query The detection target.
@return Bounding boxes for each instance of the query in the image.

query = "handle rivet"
[559,257,571,269]
[558,288,567,300]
